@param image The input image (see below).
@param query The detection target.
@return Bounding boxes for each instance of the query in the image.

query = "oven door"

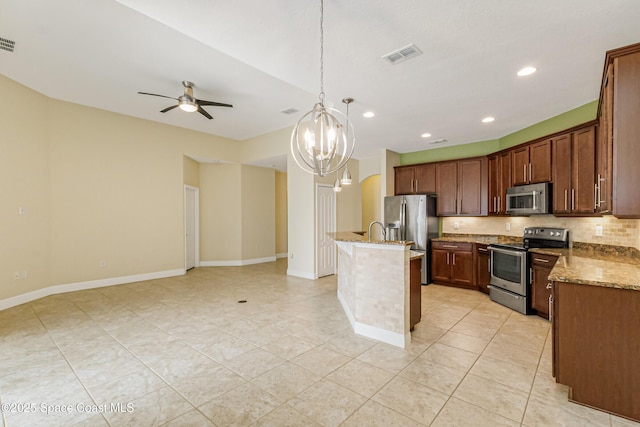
[489,246,528,295]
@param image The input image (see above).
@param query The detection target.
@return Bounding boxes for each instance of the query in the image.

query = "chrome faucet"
[368,221,386,241]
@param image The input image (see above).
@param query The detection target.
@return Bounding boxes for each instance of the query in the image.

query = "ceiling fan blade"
[160,105,179,113]
[197,106,213,120]
[138,92,178,100]
[196,99,233,108]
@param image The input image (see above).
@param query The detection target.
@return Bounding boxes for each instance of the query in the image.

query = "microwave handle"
[532,190,537,211]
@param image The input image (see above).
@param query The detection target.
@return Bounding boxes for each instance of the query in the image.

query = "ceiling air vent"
[428,139,448,145]
[382,43,422,65]
[281,107,299,115]
[0,37,16,53]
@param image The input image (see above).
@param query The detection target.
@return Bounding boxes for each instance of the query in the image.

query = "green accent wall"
[400,100,599,165]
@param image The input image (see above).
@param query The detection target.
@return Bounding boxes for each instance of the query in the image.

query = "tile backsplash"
[442,216,640,249]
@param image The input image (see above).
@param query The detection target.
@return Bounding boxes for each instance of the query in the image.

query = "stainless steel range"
[488,227,569,314]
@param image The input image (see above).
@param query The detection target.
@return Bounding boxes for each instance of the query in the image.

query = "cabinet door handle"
[442,245,458,249]
[546,282,553,289]
[529,163,532,182]
[571,189,575,211]
[452,253,456,265]
[548,294,553,322]
[594,183,598,210]
[523,164,527,182]
[497,196,501,213]
[478,247,488,252]
[564,189,568,211]
[535,258,550,263]
[411,179,414,193]
[446,253,450,264]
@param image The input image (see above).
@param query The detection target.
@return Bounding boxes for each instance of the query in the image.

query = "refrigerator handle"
[400,200,406,241]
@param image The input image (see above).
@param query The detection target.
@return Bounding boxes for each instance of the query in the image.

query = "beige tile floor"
[1,259,639,427]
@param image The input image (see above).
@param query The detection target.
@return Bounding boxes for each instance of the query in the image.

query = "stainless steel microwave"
[505,183,550,215]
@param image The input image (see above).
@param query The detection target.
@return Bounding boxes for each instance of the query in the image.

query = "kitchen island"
[329,232,420,349]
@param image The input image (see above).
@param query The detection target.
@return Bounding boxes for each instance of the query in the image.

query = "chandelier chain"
[319,0,324,103]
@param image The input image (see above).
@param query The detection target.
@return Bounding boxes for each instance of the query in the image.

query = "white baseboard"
[337,288,409,349]
[276,253,288,259]
[200,256,276,267]
[286,269,317,280]
[0,268,185,311]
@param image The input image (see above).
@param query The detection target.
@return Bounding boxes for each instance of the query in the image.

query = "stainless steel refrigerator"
[384,194,438,285]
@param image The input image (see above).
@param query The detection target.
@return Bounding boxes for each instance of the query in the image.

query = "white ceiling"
[2,0,640,171]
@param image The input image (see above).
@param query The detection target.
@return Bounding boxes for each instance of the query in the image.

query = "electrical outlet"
[505,223,511,231]
[14,272,20,280]
[289,253,294,259]
[595,225,603,237]
[453,222,459,230]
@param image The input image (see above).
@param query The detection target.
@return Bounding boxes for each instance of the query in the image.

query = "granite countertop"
[531,247,640,291]
[328,232,413,246]
[433,234,522,245]
[434,233,640,292]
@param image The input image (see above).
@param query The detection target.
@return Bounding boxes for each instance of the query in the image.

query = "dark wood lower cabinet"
[410,257,422,330]
[475,244,490,294]
[530,253,558,319]
[552,281,640,422]
[431,242,475,289]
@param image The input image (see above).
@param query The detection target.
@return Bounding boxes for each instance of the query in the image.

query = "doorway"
[184,185,200,270]
[316,184,336,277]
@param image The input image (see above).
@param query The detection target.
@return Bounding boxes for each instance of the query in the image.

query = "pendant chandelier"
[291,0,356,177]
[334,98,353,192]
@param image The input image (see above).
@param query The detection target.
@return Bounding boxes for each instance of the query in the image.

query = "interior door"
[316,184,336,277]
[184,185,199,270]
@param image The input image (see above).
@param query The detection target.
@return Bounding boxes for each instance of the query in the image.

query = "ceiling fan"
[138,81,232,120]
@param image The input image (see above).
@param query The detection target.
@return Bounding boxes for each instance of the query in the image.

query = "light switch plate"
[595,225,603,237]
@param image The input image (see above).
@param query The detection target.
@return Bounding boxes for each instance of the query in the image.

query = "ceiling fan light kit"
[138,80,232,119]
[290,0,355,177]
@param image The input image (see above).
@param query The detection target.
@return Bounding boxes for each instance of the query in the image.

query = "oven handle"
[489,246,527,257]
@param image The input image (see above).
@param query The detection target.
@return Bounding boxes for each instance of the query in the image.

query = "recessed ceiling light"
[482,117,495,123]
[363,111,375,118]
[517,66,537,77]
[421,133,432,138]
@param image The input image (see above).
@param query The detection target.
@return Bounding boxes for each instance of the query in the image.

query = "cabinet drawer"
[432,241,473,252]
[531,253,558,266]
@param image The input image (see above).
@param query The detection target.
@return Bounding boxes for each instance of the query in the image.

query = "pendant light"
[290,0,355,177]
[333,172,342,192]
[340,98,353,185]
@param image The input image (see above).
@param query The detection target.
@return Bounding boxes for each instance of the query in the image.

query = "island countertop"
[328,231,413,246]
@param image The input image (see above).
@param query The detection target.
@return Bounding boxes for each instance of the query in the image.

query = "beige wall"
[362,175,382,239]
[0,73,376,303]
[199,164,242,262]
[442,216,640,249]
[0,78,51,299]
[183,156,200,187]
[241,165,275,260]
[275,172,288,256]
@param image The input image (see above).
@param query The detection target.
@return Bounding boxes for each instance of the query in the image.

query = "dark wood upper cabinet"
[512,140,552,185]
[488,151,512,214]
[605,45,640,218]
[435,157,487,216]
[551,126,598,215]
[394,163,436,195]
[435,161,458,215]
[415,163,436,193]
